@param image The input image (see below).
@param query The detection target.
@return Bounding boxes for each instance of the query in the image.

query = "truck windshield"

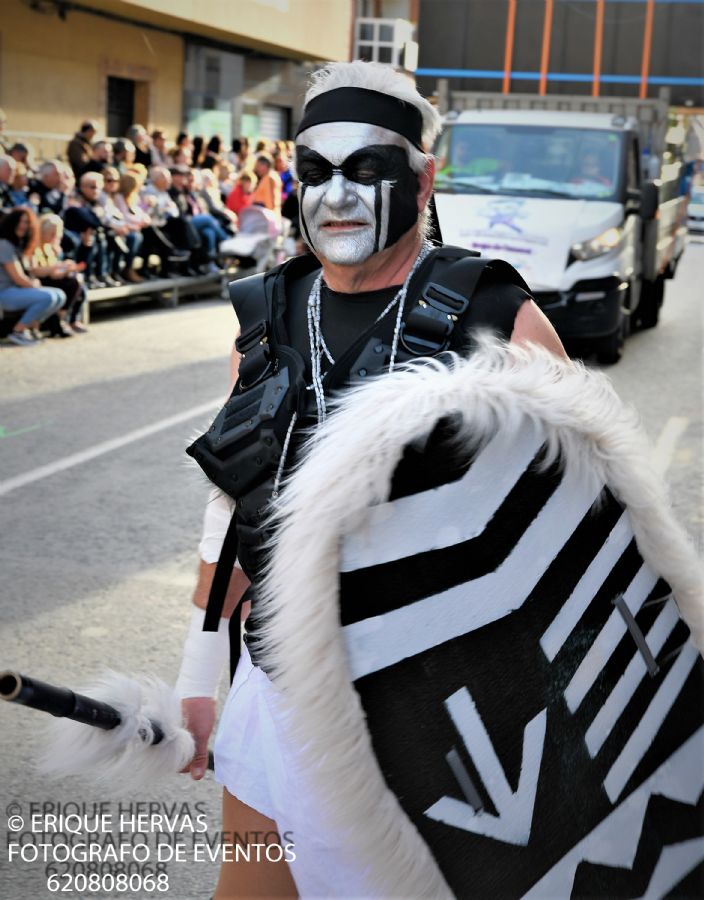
[435,124,622,201]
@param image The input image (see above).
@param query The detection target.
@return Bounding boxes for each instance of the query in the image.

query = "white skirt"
[213,645,369,898]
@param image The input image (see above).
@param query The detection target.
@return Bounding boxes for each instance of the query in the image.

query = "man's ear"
[417,155,435,213]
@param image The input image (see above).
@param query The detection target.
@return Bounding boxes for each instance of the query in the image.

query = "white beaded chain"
[306,239,434,425]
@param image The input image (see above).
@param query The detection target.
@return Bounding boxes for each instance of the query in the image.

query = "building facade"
[416,0,704,109]
[1,0,352,159]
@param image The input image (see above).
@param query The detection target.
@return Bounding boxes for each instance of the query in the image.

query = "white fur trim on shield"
[254,336,703,899]
[38,671,195,791]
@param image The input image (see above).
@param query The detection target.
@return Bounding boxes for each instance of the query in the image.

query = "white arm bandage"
[198,488,239,565]
[175,606,230,699]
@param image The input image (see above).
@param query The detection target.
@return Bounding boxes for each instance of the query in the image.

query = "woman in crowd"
[150,129,170,167]
[30,213,87,334]
[229,136,252,172]
[9,162,32,208]
[198,168,238,231]
[216,162,237,202]
[126,125,152,169]
[174,132,193,165]
[183,169,229,271]
[0,208,66,346]
[201,135,223,170]
[101,167,143,284]
[116,172,186,279]
[191,135,206,168]
[225,169,257,216]
[113,139,136,174]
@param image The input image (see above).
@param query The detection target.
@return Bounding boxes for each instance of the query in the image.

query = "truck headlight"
[570,226,623,261]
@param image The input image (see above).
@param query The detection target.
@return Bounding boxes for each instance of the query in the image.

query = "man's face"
[81,176,102,200]
[295,122,419,265]
[95,143,112,163]
[0,160,14,184]
[154,171,170,191]
[43,165,60,189]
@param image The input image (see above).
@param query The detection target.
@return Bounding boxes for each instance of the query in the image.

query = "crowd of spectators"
[0,110,300,348]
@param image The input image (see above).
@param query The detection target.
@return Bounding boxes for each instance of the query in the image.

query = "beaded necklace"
[306,239,433,425]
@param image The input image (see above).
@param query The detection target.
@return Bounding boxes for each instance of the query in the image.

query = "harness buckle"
[400,281,470,355]
[235,320,268,355]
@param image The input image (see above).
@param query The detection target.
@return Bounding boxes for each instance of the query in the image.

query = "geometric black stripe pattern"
[341,429,704,898]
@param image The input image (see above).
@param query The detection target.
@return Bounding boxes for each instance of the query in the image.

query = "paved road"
[0,243,701,899]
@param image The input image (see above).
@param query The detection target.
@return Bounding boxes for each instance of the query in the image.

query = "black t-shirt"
[240,248,532,638]
[277,251,532,501]
[282,254,530,384]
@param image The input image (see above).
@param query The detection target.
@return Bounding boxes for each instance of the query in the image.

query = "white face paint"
[296,122,414,266]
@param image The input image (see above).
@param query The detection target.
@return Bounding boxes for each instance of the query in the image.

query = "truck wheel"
[635,275,664,330]
[596,321,625,365]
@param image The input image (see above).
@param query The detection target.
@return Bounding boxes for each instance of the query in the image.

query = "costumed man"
[174,60,567,899]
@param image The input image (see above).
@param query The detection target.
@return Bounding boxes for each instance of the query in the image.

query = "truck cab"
[433,109,686,363]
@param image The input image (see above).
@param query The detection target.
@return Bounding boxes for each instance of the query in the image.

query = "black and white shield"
[257,342,703,898]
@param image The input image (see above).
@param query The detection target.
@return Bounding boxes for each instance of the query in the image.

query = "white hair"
[39,160,60,178]
[304,61,441,174]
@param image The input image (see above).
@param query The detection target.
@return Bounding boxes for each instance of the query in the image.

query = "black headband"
[295,87,424,151]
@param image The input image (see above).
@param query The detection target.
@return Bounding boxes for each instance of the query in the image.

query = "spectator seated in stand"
[67,121,97,178]
[229,136,252,172]
[0,155,17,213]
[0,208,66,346]
[30,213,87,335]
[202,135,223,170]
[273,142,294,201]
[82,140,113,177]
[8,163,32,209]
[100,166,142,284]
[226,170,257,216]
[150,129,170,167]
[63,172,112,288]
[116,171,188,279]
[29,161,68,217]
[198,168,238,232]
[216,162,236,201]
[191,135,205,168]
[8,142,34,175]
[168,166,226,274]
[126,125,153,168]
[113,139,136,173]
[174,132,193,165]
[251,153,282,221]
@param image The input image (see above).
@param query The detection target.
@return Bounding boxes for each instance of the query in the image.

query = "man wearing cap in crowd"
[175,60,566,898]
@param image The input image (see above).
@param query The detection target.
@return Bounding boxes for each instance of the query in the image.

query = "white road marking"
[0,399,221,498]
[652,416,689,475]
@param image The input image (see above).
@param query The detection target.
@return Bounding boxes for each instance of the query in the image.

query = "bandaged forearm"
[175,606,230,699]
[198,487,239,566]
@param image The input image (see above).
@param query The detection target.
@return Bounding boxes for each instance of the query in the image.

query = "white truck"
[432,93,688,363]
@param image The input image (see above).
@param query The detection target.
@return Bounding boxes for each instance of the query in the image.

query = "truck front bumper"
[532,277,628,340]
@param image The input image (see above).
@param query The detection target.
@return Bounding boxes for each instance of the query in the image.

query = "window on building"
[354,17,413,66]
[107,77,135,139]
[259,105,291,141]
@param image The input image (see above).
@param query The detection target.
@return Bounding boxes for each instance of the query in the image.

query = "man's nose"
[323,171,355,209]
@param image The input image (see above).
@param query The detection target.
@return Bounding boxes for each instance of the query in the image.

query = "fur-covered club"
[255,337,703,898]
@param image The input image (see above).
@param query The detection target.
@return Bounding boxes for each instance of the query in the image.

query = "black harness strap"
[201,248,530,680]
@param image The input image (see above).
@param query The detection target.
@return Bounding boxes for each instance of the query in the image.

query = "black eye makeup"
[295,145,411,187]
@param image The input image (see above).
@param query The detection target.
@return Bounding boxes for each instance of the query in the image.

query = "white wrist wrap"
[198,488,240,568]
[175,607,230,699]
